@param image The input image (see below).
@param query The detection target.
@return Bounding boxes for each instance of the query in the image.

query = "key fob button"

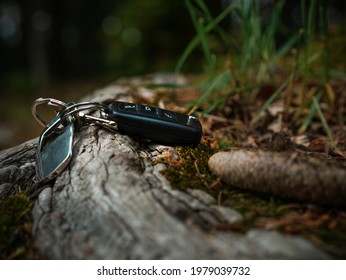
[119,102,138,112]
[187,115,200,127]
[139,105,158,116]
[159,109,177,121]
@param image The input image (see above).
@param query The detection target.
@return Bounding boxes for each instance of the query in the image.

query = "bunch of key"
[32,98,203,183]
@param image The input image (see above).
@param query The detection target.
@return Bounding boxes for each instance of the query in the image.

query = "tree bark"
[0,74,329,259]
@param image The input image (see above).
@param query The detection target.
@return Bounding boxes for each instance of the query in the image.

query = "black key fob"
[106,101,202,146]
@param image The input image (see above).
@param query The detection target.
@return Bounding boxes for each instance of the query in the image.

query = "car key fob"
[106,101,202,146]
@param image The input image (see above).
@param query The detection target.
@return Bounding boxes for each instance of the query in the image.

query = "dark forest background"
[0,0,345,148]
[1,0,207,85]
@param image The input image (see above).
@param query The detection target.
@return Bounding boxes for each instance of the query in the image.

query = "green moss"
[0,193,33,259]
[162,141,288,216]
[222,189,289,217]
[308,227,346,246]
[162,141,218,194]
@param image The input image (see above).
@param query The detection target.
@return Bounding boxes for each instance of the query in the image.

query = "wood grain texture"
[0,74,329,259]
[0,139,37,199]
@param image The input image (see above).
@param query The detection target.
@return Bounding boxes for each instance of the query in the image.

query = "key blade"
[78,112,118,131]
[36,123,74,182]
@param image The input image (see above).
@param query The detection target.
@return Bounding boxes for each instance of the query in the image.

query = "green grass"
[177,0,345,133]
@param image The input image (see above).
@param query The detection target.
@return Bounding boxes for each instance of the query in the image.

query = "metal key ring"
[58,101,118,130]
[59,102,109,118]
[57,101,109,124]
[31,98,69,127]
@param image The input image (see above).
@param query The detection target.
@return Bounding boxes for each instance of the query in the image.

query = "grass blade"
[185,0,213,73]
[298,92,319,134]
[274,32,300,61]
[312,96,335,144]
[189,70,232,114]
[175,3,238,73]
[195,0,212,19]
[257,75,291,116]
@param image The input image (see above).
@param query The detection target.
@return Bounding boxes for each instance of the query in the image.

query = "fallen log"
[0,74,329,259]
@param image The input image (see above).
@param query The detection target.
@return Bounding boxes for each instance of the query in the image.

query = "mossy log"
[0,74,329,259]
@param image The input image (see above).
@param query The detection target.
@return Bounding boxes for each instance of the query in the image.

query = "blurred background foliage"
[0,0,206,147]
[0,0,212,89]
[0,0,345,148]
